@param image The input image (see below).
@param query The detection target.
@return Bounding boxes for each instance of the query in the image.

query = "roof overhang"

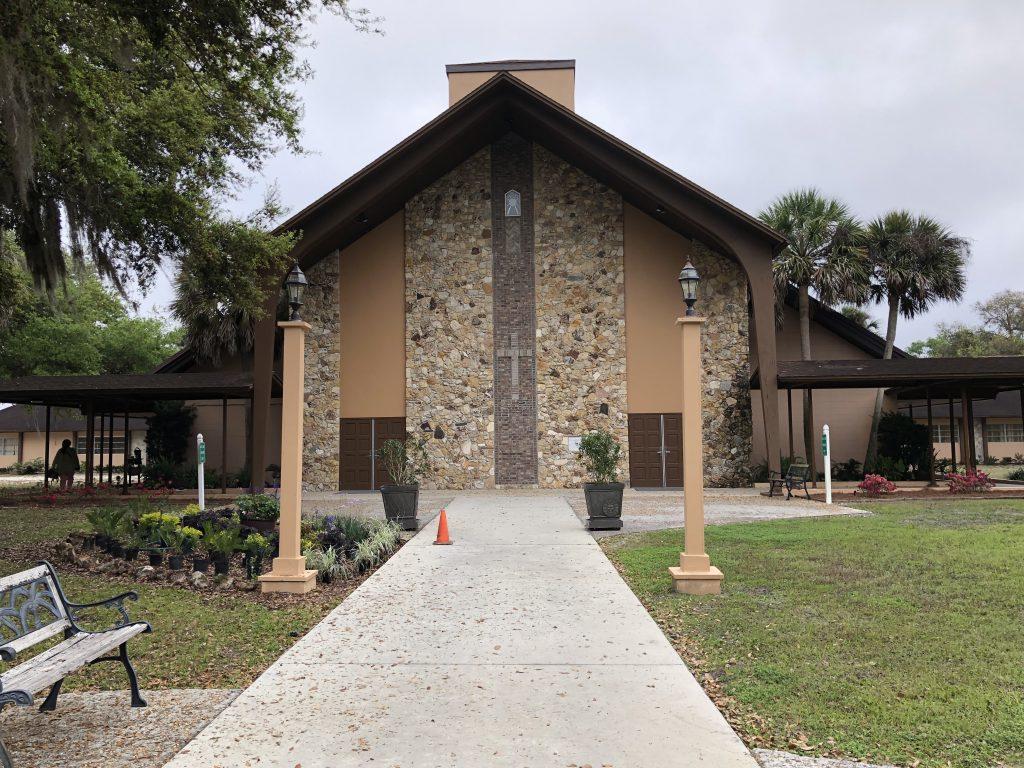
[0,373,271,410]
[751,357,1024,398]
[276,72,787,271]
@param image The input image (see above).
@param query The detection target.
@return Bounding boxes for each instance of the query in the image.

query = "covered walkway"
[165,494,757,767]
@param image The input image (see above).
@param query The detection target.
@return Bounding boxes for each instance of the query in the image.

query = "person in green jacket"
[51,439,80,490]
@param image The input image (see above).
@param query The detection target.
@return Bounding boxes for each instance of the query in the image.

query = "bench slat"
[0,566,49,594]
[1,624,148,698]
[0,619,71,660]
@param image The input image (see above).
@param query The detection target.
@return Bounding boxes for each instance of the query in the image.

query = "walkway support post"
[948,396,957,472]
[926,391,938,487]
[43,406,51,491]
[122,412,130,495]
[260,317,317,594]
[84,401,95,487]
[668,312,723,595]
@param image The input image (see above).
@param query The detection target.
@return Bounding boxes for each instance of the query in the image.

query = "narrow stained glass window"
[504,189,521,217]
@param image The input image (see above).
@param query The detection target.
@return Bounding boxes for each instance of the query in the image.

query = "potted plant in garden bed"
[579,429,624,531]
[165,525,202,571]
[236,492,280,533]
[201,520,242,576]
[377,437,430,531]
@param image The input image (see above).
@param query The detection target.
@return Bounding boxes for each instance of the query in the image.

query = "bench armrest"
[1,644,17,662]
[67,591,139,629]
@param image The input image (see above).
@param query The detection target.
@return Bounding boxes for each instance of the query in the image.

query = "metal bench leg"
[0,730,11,768]
[38,679,63,713]
[118,643,147,708]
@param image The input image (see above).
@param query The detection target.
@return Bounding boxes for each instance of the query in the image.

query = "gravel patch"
[754,748,897,768]
[0,689,239,768]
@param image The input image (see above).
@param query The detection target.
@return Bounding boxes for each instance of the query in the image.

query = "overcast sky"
[137,0,1024,347]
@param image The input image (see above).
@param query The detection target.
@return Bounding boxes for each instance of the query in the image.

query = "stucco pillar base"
[260,556,317,594]
[668,564,723,595]
[260,560,318,594]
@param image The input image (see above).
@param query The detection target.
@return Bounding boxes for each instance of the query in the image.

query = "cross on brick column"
[497,332,533,401]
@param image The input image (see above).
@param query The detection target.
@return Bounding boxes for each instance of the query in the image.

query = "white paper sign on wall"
[567,436,582,453]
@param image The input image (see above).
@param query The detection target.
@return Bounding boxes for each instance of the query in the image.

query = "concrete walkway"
[165,494,758,767]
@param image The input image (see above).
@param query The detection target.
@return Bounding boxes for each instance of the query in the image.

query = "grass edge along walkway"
[601,499,1024,768]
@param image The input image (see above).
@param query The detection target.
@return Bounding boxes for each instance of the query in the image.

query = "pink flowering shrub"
[947,470,994,494]
[857,474,897,497]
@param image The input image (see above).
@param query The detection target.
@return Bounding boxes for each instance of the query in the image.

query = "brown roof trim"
[751,357,1024,392]
[0,373,260,409]
[274,72,787,269]
[446,60,575,74]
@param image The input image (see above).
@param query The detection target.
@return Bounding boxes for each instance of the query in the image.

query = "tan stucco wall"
[339,212,406,418]
[622,204,752,484]
[185,401,250,473]
[448,69,575,110]
[751,303,888,467]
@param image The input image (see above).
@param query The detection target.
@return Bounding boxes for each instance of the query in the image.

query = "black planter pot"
[168,554,184,571]
[192,556,210,574]
[213,555,230,576]
[110,541,125,558]
[583,482,624,530]
[123,547,139,562]
[148,551,165,567]
[380,484,419,531]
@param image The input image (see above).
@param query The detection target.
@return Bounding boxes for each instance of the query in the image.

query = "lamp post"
[668,261,724,595]
[260,263,318,594]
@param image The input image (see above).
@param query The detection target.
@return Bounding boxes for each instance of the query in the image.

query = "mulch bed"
[20,533,393,609]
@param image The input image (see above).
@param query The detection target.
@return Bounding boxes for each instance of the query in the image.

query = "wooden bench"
[768,461,812,500]
[0,561,151,768]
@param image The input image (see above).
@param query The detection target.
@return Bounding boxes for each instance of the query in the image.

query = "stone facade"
[405,148,495,489]
[690,241,753,486]
[301,252,341,491]
[533,146,629,487]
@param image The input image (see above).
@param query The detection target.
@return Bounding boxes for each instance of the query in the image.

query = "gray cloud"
[141,0,1024,347]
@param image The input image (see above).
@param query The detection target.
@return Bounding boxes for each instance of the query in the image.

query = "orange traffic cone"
[433,508,453,545]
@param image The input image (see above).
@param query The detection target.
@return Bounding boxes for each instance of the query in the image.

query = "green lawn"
[0,503,358,691]
[602,500,1024,768]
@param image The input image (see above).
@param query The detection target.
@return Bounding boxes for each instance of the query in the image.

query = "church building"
[168,59,902,491]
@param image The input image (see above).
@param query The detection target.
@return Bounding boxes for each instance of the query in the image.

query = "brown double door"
[627,413,683,488]
[339,417,407,490]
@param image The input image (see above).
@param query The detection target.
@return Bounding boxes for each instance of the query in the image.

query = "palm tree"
[839,305,880,331]
[760,189,870,477]
[862,211,969,470]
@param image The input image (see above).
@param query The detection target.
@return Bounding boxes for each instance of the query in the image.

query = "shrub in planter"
[165,525,202,571]
[201,520,242,575]
[378,437,430,531]
[1008,467,1024,481]
[236,493,280,533]
[578,430,624,531]
[242,533,272,580]
[947,470,994,494]
[857,474,897,497]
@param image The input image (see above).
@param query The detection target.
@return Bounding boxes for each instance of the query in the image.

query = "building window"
[75,436,126,454]
[931,423,960,443]
[0,437,16,456]
[985,423,1024,443]
[504,189,521,217]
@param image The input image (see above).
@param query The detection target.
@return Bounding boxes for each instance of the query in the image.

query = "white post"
[197,433,206,511]
[822,424,832,506]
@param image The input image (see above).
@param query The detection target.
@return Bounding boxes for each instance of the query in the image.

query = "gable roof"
[277,72,786,269]
[784,286,909,359]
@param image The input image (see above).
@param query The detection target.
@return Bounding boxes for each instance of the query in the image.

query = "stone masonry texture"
[405,148,495,489]
[690,241,753,486]
[533,145,629,487]
[302,252,341,491]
